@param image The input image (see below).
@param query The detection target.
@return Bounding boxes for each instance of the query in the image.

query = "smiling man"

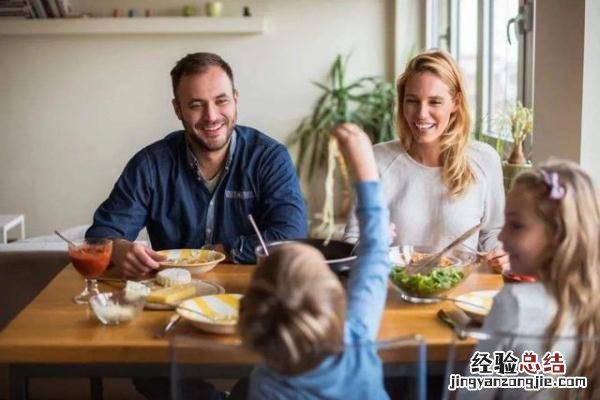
[86,53,307,278]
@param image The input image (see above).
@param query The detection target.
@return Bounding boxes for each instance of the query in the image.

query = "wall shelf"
[0,17,267,35]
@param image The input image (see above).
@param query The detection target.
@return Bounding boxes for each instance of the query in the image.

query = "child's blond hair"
[512,160,600,399]
[239,243,346,375]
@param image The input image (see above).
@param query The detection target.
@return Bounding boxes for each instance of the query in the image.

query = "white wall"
[581,0,600,182]
[533,0,600,184]
[0,0,404,236]
[532,0,584,165]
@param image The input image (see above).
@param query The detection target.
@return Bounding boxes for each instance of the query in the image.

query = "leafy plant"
[287,54,396,179]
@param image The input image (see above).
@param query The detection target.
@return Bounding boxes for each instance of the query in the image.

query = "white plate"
[141,279,224,310]
[177,294,242,335]
[156,249,225,274]
[454,290,499,324]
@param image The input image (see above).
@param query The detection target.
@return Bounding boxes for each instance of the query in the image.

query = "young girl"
[462,160,600,399]
[238,123,391,399]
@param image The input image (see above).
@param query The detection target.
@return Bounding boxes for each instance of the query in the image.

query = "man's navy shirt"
[86,125,308,263]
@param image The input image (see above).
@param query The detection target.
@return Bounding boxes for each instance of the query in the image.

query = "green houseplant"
[472,102,533,192]
[502,101,533,192]
[287,54,395,218]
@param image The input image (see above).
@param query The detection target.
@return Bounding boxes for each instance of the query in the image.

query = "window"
[426,0,534,143]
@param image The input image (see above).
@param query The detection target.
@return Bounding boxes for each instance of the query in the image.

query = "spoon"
[247,214,269,256]
[54,230,76,247]
[154,314,181,339]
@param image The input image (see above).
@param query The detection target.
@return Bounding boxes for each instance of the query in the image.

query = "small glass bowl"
[89,292,145,325]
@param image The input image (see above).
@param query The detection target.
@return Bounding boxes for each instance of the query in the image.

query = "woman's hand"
[483,248,510,273]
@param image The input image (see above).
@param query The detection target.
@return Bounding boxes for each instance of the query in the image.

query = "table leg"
[90,377,103,400]
[19,216,25,240]
[9,365,28,400]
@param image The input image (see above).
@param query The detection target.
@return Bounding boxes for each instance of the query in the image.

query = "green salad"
[390,266,464,297]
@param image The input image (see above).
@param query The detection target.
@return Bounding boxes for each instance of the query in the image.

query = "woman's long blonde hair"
[396,50,473,197]
[512,160,600,399]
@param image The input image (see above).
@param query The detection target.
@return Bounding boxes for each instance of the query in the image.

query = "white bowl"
[156,249,225,274]
[89,292,145,325]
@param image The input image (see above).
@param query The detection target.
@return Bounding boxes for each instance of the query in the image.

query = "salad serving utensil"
[404,223,482,276]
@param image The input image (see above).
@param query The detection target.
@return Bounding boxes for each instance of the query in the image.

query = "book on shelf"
[55,0,69,17]
[0,0,34,18]
[39,0,55,17]
[10,0,71,18]
[28,0,46,17]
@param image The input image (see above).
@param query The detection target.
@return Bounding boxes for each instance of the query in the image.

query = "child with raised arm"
[460,160,600,400]
[238,123,391,399]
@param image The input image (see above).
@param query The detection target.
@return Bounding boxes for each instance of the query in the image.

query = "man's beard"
[187,123,234,153]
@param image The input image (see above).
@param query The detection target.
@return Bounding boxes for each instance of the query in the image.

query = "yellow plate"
[454,290,498,324]
[157,249,225,274]
[177,294,243,335]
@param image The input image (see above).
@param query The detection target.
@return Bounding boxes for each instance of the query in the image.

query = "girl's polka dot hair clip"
[540,169,566,200]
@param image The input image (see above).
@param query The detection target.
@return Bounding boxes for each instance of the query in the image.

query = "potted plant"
[503,102,533,191]
[287,54,395,229]
[472,102,533,192]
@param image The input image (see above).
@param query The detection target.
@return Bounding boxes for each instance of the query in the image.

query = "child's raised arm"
[331,123,378,183]
[332,123,390,340]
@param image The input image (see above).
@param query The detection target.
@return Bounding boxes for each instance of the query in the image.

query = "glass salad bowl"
[389,245,478,304]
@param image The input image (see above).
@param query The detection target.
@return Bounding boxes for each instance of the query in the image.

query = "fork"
[404,223,482,276]
[459,243,488,257]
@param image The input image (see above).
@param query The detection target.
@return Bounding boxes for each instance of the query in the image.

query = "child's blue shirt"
[248,181,391,399]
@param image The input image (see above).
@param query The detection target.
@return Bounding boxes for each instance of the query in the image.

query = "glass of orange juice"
[69,238,113,304]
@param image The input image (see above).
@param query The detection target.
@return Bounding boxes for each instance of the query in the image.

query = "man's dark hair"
[170,52,235,97]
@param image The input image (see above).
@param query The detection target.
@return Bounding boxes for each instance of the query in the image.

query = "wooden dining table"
[0,261,503,399]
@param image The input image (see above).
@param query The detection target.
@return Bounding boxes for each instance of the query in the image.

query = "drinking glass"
[68,238,113,304]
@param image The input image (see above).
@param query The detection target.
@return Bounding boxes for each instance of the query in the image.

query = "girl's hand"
[484,248,510,273]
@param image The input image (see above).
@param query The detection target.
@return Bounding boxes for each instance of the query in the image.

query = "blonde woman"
[344,50,508,269]
[461,160,600,399]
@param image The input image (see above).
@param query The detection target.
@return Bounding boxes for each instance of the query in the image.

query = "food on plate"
[156,268,191,287]
[455,290,498,324]
[124,280,151,301]
[390,266,464,296]
[69,243,112,277]
[146,283,197,304]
